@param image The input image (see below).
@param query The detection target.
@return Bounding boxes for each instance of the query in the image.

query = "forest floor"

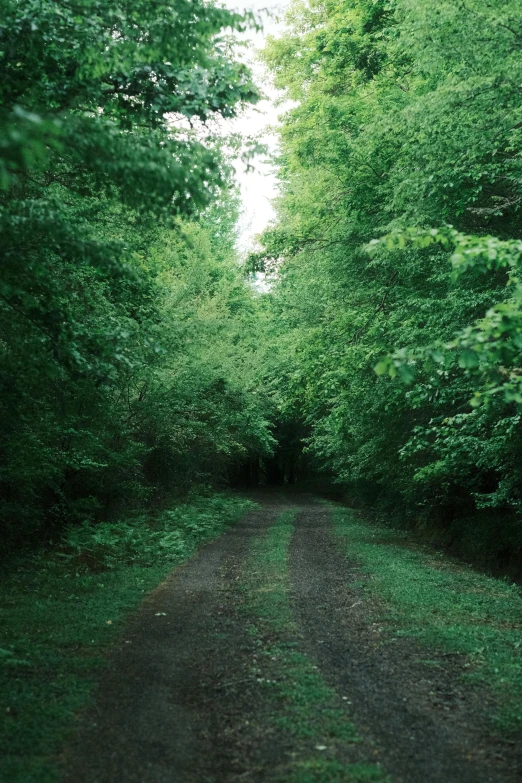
[60,492,522,783]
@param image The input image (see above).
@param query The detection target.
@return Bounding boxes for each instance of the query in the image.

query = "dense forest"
[2,0,522,573]
[255,0,522,571]
[0,0,274,549]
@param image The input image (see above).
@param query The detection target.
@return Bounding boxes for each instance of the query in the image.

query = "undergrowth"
[243,511,389,783]
[332,506,522,736]
[61,494,250,569]
[0,493,254,783]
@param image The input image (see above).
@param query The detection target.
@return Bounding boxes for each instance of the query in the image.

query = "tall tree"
[257,0,522,563]
[0,0,273,546]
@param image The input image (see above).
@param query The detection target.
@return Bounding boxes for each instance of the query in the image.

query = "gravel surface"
[61,499,286,783]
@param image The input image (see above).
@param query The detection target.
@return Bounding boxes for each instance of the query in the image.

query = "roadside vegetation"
[256,0,522,573]
[0,0,273,552]
[242,511,389,783]
[1,494,254,783]
[332,506,522,737]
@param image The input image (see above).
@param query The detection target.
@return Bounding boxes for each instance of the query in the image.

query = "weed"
[332,507,522,736]
[61,494,252,570]
[243,512,389,783]
[290,759,390,783]
[0,494,254,783]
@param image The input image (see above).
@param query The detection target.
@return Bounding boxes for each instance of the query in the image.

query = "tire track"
[61,499,288,783]
[288,503,520,783]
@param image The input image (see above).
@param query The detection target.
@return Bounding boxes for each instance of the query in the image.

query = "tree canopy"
[255,0,522,565]
[4,0,522,570]
[0,0,272,546]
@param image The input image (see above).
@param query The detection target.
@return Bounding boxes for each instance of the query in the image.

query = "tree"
[257,0,522,563]
[0,0,273,546]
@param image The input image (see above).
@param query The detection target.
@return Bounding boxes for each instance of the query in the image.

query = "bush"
[60,494,255,570]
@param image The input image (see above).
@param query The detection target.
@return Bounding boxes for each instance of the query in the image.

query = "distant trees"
[7,0,522,566]
[258,0,522,565]
[0,0,273,547]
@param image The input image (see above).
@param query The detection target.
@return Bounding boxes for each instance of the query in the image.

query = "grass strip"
[243,510,389,783]
[332,506,522,736]
[0,493,255,783]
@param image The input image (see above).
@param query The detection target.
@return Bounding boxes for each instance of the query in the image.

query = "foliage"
[370,228,522,405]
[257,0,522,556]
[0,0,273,546]
[62,494,255,569]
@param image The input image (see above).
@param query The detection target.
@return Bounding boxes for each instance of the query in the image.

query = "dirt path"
[61,494,520,783]
[289,503,521,783]
[61,497,289,783]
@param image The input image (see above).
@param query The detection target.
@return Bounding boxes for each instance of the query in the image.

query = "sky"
[221,0,291,252]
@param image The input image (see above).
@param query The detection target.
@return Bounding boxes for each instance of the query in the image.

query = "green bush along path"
[47,494,522,783]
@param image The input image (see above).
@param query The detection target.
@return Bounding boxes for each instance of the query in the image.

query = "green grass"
[0,494,255,783]
[332,506,522,736]
[243,511,389,783]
